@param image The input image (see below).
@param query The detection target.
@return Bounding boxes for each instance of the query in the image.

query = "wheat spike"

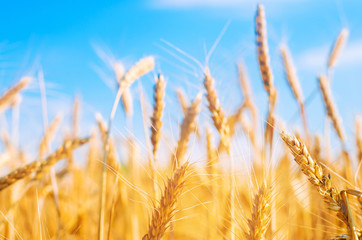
[255,4,274,96]
[280,44,304,105]
[280,44,309,139]
[121,56,154,90]
[0,138,88,191]
[328,28,349,69]
[150,74,166,162]
[245,183,271,240]
[176,88,201,138]
[39,114,63,158]
[142,161,189,240]
[114,61,133,117]
[204,69,230,153]
[0,77,32,113]
[173,93,202,169]
[319,74,346,143]
[280,131,359,239]
[176,88,189,114]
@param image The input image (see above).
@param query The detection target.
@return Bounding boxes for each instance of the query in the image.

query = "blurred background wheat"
[0,1,361,239]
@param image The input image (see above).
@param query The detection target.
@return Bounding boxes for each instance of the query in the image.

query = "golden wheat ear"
[203,69,230,154]
[150,73,166,163]
[0,76,32,113]
[0,138,88,191]
[173,92,202,169]
[318,74,346,143]
[142,161,189,240]
[280,131,360,239]
[244,183,271,240]
[328,28,349,70]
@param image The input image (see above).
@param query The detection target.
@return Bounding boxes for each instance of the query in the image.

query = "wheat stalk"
[142,161,189,240]
[256,4,277,163]
[206,127,218,178]
[98,56,154,240]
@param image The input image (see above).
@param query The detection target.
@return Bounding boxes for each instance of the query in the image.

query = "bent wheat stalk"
[98,56,155,240]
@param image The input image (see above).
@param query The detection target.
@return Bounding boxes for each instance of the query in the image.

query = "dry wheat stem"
[206,127,218,178]
[237,63,258,126]
[98,56,155,240]
[142,161,189,240]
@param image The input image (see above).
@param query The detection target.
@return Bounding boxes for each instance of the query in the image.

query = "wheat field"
[0,3,361,240]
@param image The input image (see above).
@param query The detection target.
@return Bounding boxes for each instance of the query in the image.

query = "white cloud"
[297,45,328,72]
[297,39,362,72]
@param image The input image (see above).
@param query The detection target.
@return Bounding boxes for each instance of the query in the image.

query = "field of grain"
[0,4,361,240]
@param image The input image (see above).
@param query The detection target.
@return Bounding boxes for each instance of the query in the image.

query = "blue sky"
[0,0,361,158]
